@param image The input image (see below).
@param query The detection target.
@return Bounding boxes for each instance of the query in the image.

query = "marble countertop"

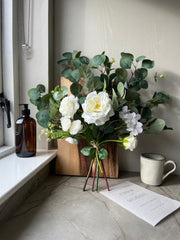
[0,172,180,240]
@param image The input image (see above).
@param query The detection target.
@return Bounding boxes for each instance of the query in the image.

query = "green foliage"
[28,50,171,146]
[120,52,134,69]
[28,88,41,101]
[36,84,46,93]
[117,82,125,98]
[115,68,128,82]
[147,119,165,134]
[112,89,119,110]
[36,109,50,128]
[62,68,73,78]
[136,56,146,62]
[62,52,72,59]
[70,82,82,96]
[71,69,81,82]
[98,148,108,160]
[135,68,148,80]
[85,76,102,92]
[81,146,93,156]
[141,107,152,120]
[142,59,154,69]
[92,54,106,68]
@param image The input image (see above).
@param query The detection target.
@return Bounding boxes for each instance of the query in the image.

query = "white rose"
[69,120,83,135]
[65,137,78,144]
[82,91,114,126]
[122,135,137,151]
[60,117,71,131]
[59,95,79,118]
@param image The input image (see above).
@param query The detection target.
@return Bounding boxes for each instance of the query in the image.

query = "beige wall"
[20,0,50,149]
[54,0,180,174]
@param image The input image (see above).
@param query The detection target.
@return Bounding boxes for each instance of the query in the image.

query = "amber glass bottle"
[16,104,36,157]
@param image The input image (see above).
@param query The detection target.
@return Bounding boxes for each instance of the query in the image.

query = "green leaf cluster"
[28,84,68,128]
[81,147,108,160]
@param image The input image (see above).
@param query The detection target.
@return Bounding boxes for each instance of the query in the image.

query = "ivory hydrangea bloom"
[119,106,143,136]
[59,94,79,118]
[60,117,71,131]
[82,91,114,126]
[69,120,83,135]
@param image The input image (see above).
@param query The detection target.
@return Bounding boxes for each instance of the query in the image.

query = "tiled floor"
[0,173,180,240]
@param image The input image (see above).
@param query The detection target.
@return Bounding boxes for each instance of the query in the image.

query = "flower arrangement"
[28,50,171,191]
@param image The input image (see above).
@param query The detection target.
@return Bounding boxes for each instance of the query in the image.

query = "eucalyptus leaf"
[98,148,108,160]
[36,84,45,93]
[72,50,78,59]
[120,52,134,69]
[92,54,106,68]
[112,89,119,109]
[136,56,146,62]
[115,68,128,81]
[68,76,77,83]
[53,91,63,101]
[71,69,80,81]
[30,98,41,108]
[117,82,125,97]
[78,96,86,104]
[79,65,92,79]
[140,80,148,89]
[81,146,93,156]
[50,106,58,119]
[61,86,69,96]
[142,107,152,120]
[28,88,41,101]
[40,94,51,109]
[70,82,82,96]
[128,78,141,91]
[79,56,89,65]
[36,109,50,128]
[72,58,82,68]
[152,92,169,104]
[61,68,73,78]
[135,68,148,80]
[57,59,69,65]
[147,119,165,134]
[109,73,116,81]
[62,52,72,59]
[86,77,102,91]
[142,59,155,69]
[126,90,140,101]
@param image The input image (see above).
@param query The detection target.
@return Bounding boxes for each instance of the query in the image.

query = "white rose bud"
[65,137,78,144]
[60,117,71,131]
[122,135,137,151]
[69,120,83,135]
[59,94,79,119]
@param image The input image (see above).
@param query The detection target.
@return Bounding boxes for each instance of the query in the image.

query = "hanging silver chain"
[21,0,33,59]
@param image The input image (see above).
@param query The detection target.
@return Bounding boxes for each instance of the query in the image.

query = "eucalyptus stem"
[96,162,99,192]
[101,160,110,191]
[96,149,103,173]
[99,139,123,146]
[83,159,94,191]
[92,159,97,191]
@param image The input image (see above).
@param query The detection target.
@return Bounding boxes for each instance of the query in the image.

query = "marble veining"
[0,173,180,240]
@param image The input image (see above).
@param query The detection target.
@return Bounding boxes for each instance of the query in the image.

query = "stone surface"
[0,173,180,240]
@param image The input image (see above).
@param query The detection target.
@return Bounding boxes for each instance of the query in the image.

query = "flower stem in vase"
[83,159,94,191]
[92,159,97,191]
[101,160,110,191]
[96,161,99,192]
